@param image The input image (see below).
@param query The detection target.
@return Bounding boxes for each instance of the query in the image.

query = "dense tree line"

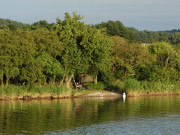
[95,21,180,45]
[0,13,112,88]
[0,13,180,89]
[160,29,180,33]
[2,18,180,45]
[95,20,137,43]
[0,18,25,30]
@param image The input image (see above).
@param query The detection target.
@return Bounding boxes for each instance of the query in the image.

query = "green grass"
[0,85,25,96]
[123,78,141,92]
[0,80,180,99]
[26,84,72,96]
[120,79,180,93]
[105,78,180,93]
[0,84,73,97]
[141,81,180,92]
[86,82,106,90]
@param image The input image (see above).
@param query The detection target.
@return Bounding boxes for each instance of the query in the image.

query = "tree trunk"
[119,71,128,81]
[59,75,65,85]
[52,75,56,85]
[63,74,73,88]
[165,56,169,67]
[93,75,97,84]
[5,75,9,87]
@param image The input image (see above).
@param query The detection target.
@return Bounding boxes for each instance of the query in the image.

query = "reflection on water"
[0,96,180,134]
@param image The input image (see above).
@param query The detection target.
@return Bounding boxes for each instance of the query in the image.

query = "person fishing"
[76,83,83,90]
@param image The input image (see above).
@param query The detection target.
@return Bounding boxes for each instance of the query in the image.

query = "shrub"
[106,82,124,91]
[123,78,141,91]
[86,82,106,90]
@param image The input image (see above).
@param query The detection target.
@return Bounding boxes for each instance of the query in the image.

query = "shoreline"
[127,91,180,97]
[0,91,122,101]
[0,90,180,101]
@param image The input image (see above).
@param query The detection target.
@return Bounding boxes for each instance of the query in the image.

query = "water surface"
[0,96,180,135]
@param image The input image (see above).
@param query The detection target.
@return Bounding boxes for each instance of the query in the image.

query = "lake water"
[0,96,180,135]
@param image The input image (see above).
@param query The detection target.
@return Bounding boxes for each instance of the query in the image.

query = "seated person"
[76,83,83,90]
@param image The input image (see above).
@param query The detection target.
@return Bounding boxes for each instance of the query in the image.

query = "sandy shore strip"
[1,90,180,100]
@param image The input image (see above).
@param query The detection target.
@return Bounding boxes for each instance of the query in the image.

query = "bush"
[0,85,25,96]
[123,78,141,91]
[141,81,180,92]
[106,82,124,91]
[86,82,106,90]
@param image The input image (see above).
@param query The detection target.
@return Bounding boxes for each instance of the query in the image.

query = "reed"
[0,84,73,97]
[0,85,25,96]
[141,81,180,92]
[123,78,142,92]
[110,79,180,94]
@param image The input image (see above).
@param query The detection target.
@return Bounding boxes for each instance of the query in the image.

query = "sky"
[0,0,180,31]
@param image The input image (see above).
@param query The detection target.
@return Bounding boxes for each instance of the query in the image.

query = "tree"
[111,36,154,81]
[95,20,137,42]
[148,42,175,67]
[20,28,64,85]
[80,29,113,83]
[147,42,180,81]
[55,12,113,87]
[0,18,24,30]
[24,53,64,85]
[30,20,53,30]
[0,28,22,86]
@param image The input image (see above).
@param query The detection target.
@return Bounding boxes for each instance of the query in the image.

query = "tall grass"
[0,84,73,97]
[141,81,180,92]
[86,82,106,91]
[0,85,25,96]
[25,83,72,96]
[0,79,180,98]
[106,78,180,93]
[123,78,141,92]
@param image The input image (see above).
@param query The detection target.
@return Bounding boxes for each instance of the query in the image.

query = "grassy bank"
[108,78,180,96]
[0,84,73,100]
[0,79,180,100]
[0,83,117,100]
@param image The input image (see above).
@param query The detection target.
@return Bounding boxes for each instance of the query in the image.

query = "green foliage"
[95,20,180,45]
[0,84,72,97]
[111,36,155,81]
[0,85,25,96]
[141,81,180,92]
[134,29,180,45]
[148,42,174,66]
[147,42,180,82]
[86,82,106,90]
[0,18,25,30]
[54,12,113,87]
[0,13,180,94]
[95,20,137,42]
[106,82,124,91]
[123,78,141,91]
[30,20,53,30]
[28,84,72,96]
